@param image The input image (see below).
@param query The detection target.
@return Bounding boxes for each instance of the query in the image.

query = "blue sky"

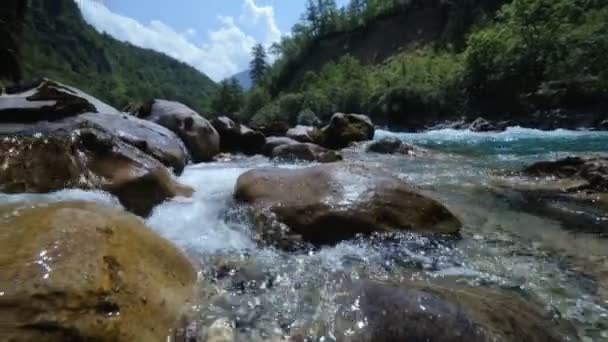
[76,0,348,82]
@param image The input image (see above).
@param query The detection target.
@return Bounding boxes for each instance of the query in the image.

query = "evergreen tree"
[249,43,269,85]
[210,78,244,116]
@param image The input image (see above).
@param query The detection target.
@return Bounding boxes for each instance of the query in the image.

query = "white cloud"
[76,0,281,81]
[240,0,282,45]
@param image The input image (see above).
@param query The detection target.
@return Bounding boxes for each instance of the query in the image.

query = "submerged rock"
[335,281,568,342]
[0,128,192,217]
[211,116,266,155]
[134,99,220,162]
[318,113,375,149]
[286,125,317,143]
[366,137,413,154]
[0,79,120,123]
[234,163,461,246]
[271,142,342,163]
[262,136,299,156]
[524,156,608,192]
[0,201,196,342]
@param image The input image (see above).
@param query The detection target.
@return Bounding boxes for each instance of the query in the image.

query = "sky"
[76,0,347,82]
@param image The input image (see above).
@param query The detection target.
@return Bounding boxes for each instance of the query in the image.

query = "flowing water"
[4,128,608,341]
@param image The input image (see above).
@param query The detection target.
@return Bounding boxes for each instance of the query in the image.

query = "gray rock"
[138,99,220,162]
[0,79,119,123]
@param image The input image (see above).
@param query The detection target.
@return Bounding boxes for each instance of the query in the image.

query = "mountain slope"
[229,70,253,91]
[22,0,216,113]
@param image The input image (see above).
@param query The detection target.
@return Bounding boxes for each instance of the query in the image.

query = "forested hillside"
[20,0,217,112]
[217,0,608,131]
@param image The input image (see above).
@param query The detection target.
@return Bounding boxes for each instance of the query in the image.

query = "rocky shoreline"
[0,79,597,341]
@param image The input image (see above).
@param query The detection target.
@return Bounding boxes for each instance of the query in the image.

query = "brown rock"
[0,128,193,217]
[234,163,461,245]
[524,156,608,192]
[0,202,196,342]
[135,99,220,162]
[336,280,569,342]
[271,142,342,163]
[366,137,413,154]
[262,136,299,156]
[211,116,265,155]
[317,113,375,149]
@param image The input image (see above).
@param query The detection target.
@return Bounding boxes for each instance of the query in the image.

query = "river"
[3,128,608,341]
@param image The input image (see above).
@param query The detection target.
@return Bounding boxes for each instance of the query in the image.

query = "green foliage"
[239,86,271,122]
[297,108,321,126]
[0,0,27,82]
[210,79,244,116]
[277,93,305,124]
[21,0,216,113]
[463,0,608,113]
[250,102,282,128]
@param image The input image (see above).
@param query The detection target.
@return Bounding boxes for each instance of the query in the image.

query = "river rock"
[0,128,193,217]
[76,113,189,173]
[211,116,265,155]
[317,113,375,149]
[272,142,342,163]
[524,156,608,192]
[335,281,567,342]
[135,99,220,162]
[366,137,413,154]
[0,79,119,123]
[0,201,196,342]
[286,125,317,143]
[262,136,299,156]
[234,163,461,245]
[469,117,497,132]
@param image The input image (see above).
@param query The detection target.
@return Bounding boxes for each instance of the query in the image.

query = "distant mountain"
[229,70,252,91]
[21,0,217,113]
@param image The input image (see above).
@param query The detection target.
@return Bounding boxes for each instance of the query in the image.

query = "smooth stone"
[211,116,266,155]
[286,125,317,143]
[271,142,342,163]
[135,99,220,162]
[0,201,196,342]
[234,163,461,246]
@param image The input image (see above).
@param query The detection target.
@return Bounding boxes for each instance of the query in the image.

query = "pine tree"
[249,44,269,85]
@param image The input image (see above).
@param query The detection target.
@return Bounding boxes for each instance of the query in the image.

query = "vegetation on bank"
[208,0,607,130]
[14,0,217,113]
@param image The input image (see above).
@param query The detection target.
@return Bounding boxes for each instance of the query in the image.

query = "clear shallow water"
[5,128,608,341]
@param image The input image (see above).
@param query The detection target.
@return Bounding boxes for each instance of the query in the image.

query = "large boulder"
[317,113,375,149]
[272,142,342,163]
[234,163,461,246]
[0,201,196,342]
[335,280,569,342]
[286,125,317,143]
[262,136,299,157]
[211,116,265,155]
[366,137,414,154]
[0,128,193,217]
[74,113,189,173]
[134,99,219,162]
[0,79,119,123]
